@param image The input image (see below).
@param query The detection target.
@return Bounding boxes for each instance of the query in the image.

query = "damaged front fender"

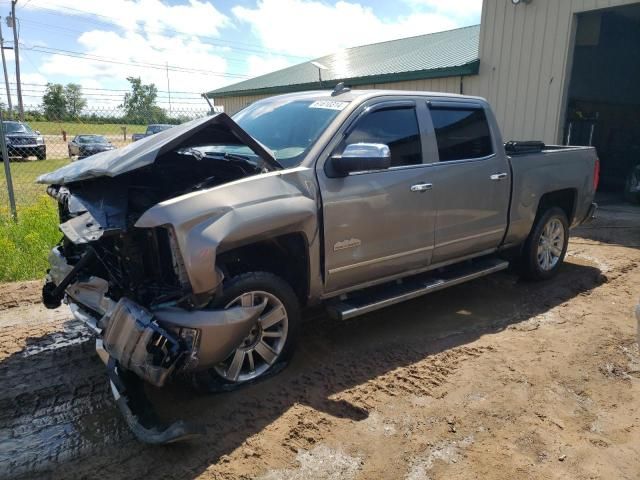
[135,167,320,296]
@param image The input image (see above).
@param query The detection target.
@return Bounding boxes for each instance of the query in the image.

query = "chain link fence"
[0,104,211,218]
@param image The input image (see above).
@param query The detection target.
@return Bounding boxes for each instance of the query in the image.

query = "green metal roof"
[207,25,480,98]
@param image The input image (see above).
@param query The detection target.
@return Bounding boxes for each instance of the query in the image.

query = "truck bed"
[504,143,598,246]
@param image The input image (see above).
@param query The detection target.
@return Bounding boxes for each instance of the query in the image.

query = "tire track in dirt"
[1,204,638,479]
[0,319,131,479]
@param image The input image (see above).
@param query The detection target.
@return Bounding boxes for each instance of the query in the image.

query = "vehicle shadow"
[2,261,605,479]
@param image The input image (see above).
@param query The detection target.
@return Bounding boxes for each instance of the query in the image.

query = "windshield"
[228,98,347,167]
[4,122,34,134]
[78,135,108,144]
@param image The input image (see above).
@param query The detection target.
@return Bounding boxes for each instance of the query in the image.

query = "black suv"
[3,121,46,160]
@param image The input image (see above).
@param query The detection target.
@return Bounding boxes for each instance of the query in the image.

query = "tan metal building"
[208,0,640,190]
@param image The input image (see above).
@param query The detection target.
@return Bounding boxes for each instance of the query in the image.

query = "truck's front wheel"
[520,207,569,280]
[209,272,300,385]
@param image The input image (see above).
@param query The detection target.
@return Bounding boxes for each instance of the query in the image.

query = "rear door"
[317,99,438,293]
[427,101,511,263]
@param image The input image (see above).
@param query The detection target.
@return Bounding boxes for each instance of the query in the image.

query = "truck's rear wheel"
[210,272,300,385]
[520,207,569,280]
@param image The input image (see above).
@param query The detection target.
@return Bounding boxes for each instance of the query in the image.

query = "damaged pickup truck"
[39,87,599,443]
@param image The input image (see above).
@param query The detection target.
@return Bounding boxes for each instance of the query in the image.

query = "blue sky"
[0,0,482,110]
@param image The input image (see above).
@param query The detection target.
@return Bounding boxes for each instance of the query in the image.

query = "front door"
[317,100,437,293]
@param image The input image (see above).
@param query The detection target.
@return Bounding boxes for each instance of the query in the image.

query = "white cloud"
[245,55,292,77]
[21,0,238,110]
[26,0,230,37]
[232,0,463,58]
[407,0,483,22]
[37,30,229,109]
[15,0,483,111]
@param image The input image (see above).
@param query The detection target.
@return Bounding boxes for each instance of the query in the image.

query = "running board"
[326,257,509,321]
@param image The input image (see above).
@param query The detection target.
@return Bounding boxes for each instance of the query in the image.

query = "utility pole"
[0,107,17,220]
[8,1,23,121]
[165,61,171,116]
[0,20,12,118]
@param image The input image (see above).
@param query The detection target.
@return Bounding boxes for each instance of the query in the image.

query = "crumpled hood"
[37,113,279,185]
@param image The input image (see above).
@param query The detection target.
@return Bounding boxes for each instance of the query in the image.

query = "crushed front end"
[42,183,266,443]
[39,115,279,443]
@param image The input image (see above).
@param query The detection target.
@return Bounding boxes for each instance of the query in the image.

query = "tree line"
[23,77,202,125]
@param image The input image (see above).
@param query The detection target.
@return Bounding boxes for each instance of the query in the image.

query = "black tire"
[520,207,569,281]
[199,271,300,388]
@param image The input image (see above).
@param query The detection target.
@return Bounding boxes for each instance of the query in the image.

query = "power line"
[17,18,261,67]
[10,81,204,95]
[1,86,203,99]
[0,91,209,105]
[21,43,250,78]
[24,2,309,61]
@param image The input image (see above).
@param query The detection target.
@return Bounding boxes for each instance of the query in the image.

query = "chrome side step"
[326,257,509,321]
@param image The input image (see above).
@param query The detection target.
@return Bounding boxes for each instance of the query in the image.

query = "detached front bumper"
[45,247,264,385]
[43,245,266,443]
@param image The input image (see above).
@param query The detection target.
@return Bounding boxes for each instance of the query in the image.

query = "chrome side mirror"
[329,143,391,176]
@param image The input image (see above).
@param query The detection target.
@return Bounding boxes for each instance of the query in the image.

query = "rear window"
[430,107,493,161]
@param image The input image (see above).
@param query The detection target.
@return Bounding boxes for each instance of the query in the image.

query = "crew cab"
[38,87,598,443]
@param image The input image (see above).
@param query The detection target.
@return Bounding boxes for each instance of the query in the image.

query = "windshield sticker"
[309,100,348,111]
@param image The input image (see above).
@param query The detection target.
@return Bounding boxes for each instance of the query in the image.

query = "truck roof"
[258,88,487,105]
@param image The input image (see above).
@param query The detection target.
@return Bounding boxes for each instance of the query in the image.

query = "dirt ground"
[1,198,639,480]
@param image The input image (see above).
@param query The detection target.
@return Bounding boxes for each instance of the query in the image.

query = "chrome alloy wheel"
[537,217,565,271]
[214,290,288,383]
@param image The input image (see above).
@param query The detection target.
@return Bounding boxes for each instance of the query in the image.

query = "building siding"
[478,0,640,144]
[215,0,639,143]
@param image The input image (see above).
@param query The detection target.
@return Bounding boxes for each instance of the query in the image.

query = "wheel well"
[536,189,576,223]
[216,233,310,306]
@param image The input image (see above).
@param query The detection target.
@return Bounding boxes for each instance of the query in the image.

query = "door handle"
[410,183,433,192]
[490,173,508,181]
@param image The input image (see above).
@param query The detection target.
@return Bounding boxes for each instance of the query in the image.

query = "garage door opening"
[564,5,640,202]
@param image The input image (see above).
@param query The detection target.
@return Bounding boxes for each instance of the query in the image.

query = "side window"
[343,107,422,167]
[430,107,493,161]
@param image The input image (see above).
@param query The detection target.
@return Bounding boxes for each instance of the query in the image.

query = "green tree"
[121,76,166,124]
[42,83,67,120]
[64,83,87,118]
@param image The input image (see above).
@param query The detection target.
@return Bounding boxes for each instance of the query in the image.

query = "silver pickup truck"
[38,87,598,443]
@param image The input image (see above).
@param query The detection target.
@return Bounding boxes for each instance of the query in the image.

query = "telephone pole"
[9,0,23,121]
[165,61,172,115]
[0,20,12,118]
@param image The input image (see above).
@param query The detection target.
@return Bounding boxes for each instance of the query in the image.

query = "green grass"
[0,157,70,207]
[0,196,60,282]
[29,121,146,137]
[0,158,66,281]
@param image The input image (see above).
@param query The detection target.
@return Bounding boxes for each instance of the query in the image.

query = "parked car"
[68,135,115,160]
[3,121,46,160]
[38,88,598,444]
[131,123,174,142]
